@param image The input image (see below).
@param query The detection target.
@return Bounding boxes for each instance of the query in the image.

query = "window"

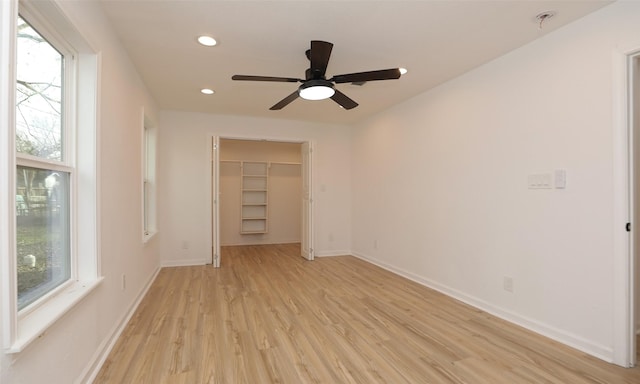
[15,15,72,311]
[1,0,101,353]
[143,115,157,241]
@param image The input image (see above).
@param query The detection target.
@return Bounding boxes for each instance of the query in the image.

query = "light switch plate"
[528,173,552,189]
[554,169,566,189]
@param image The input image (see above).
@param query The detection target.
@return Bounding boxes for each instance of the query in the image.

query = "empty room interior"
[3,0,640,382]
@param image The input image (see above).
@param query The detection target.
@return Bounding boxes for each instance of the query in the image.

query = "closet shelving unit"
[240,161,269,234]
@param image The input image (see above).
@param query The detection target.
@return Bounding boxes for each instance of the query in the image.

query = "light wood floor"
[95,244,640,383]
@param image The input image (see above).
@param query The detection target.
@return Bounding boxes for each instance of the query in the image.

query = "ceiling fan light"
[300,86,334,100]
[299,80,335,100]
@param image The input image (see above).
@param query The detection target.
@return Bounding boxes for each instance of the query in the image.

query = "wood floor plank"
[94,244,640,383]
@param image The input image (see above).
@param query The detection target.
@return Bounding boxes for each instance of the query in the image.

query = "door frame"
[627,50,640,366]
[211,136,220,267]
[207,134,315,267]
[613,47,640,367]
[301,140,314,260]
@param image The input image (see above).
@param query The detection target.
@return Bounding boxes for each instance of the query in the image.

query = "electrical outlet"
[503,276,514,293]
[121,274,126,291]
[182,241,189,250]
[374,239,378,249]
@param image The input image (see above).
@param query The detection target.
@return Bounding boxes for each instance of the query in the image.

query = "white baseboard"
[161,258,208,267]
[351,251,614,363]
[315,250,350,257]
[77,266,161,384]
[220,240,301,247]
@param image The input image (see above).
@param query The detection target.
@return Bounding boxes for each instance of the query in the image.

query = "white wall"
[158,111,352,265]
[351,1,640,363]
[220,139,302,246]
[220,139,302,163]
[1,1,160,383]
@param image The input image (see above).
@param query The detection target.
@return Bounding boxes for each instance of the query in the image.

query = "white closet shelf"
[240,161,269,234]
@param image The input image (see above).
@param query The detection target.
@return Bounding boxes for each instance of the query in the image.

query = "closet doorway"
[210,137,314,267]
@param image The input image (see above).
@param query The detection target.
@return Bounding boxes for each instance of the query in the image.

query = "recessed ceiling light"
[201,88,214,95]
[399,68,408,75]
[197,35,217,47]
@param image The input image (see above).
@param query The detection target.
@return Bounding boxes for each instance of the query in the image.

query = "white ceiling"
[99,0,611,125]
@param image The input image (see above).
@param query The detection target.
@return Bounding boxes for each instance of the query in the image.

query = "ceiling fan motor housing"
[305,67,324,81]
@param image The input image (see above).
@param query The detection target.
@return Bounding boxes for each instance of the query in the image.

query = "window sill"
[6,277,104,354]
[143,230,158,244]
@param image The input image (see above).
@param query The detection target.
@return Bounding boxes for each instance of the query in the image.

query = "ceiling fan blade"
[330,68,401,84]
[270,90,300,110]
[309,40,333,78]
[330,89,358,110]
[232,75,301,83]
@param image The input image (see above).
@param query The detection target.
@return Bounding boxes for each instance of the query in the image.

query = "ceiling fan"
[232,40,402,110]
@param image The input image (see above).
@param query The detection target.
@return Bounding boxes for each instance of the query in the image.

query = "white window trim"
[1,0,102,354]
[0,0,19,352]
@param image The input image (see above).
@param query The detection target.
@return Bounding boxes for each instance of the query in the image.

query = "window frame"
[142,113,157,243]
[15,11,77,315]
[1,0,102,354]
